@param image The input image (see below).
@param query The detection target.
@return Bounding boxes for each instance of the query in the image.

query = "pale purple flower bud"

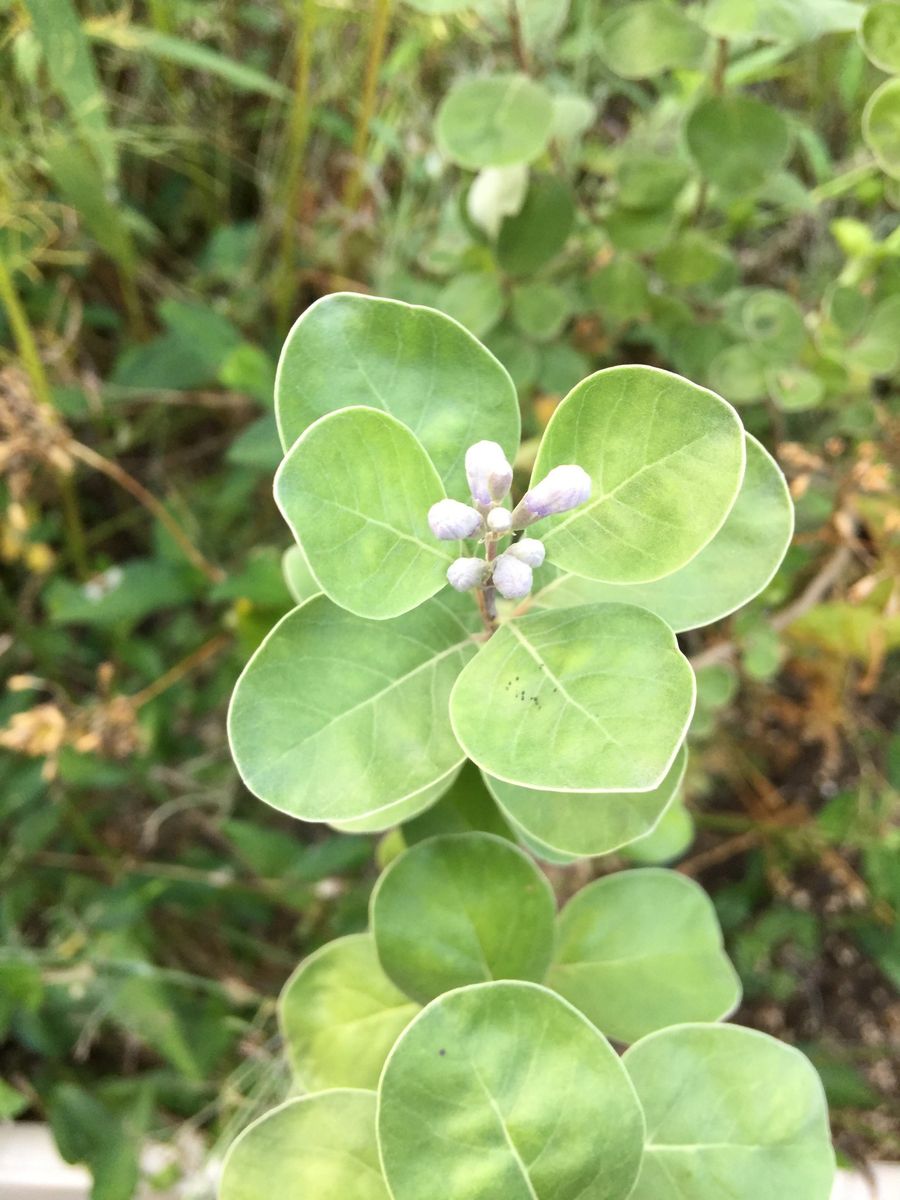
[514,465,591,523]
[507,537,545,568]
[447,557,486,592]
[486,507,513,534]
[491,553,533,600]
[428,499,483,540]
[465,440,514,506]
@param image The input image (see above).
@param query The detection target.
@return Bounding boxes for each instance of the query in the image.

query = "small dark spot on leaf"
[439,1048,446,1056]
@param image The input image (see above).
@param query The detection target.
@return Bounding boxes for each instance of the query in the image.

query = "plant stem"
[342,0,392,211]
[693,37,729,223]
[67,438,224,582]
[129,632,232,709]
[0,256,90,577]
[0,257,52,408]
[508,0,531,73]
[275,0,317,333]
[476,535,500,635]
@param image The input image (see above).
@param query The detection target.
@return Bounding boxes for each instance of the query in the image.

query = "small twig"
[129,632,232,710]
[343,0,392,210]
[508,0,531,73]
[66,438,224,582]
[679,830,761,877]
[711,36,729,95]
[691,38,729,224]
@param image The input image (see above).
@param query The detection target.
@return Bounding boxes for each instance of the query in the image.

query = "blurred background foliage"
[0,0,898,1194]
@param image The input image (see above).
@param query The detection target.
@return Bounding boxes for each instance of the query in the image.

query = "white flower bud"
[465,440,514,507]
[491,553,533,600]
[507,537,545,568]
[514,465,591,522]
[428,499,483,541]
[447,557,486,592]
[486,507,513,534]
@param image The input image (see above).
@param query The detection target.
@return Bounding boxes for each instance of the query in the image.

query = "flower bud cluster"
[427,439,590,604]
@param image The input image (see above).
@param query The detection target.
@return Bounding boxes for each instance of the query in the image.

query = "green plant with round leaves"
[224,291,835,1200]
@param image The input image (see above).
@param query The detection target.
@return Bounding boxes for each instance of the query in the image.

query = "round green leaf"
[220,1091,389,1200]
[621,799,695,864]
[686,96,792,192]
[548,869,740,1043]
[533,436,793,632]
[275,407,451,620]
[473,0,572,50]
[742,289,807,363]
[767,366,825,412]
[708,342,769,403]
[860,3,900,72]
[497,174,576,275]
[329,767,461,834]
[624,1024,836,1199]
[281,543,320,605]
[436,73,555,169]
[402,761,515,844]
[279,934,419,1091]
[484,744,687,859]
[275,294,520,495]
[371,833,556,1004]
[228,593,478,822]
[531,365,746,584]
[437,271,506,337]
[377,981,646,1200]
[600,2,708,78]
[450,603,695,792]
[864,77,900,180]
[511,281,572,341]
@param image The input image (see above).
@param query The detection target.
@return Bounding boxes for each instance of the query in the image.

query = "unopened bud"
[491,553,533,600]
[514,465,591,523]
[465,441,514,506]
[428,499,483,540]
[507,537,545,568]
[447,557,486,592]
[486,507,513,534]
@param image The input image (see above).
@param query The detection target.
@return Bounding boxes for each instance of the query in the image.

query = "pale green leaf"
[371,833,556,1003]
[548,869,740,1043]
[864,78,900,180]
[25,0,117,178]
[228,593,478,823]
[473,0,572,49]
[86,22,289,99]
[275,407,451,620]
[484,745,687,859]
[220,1091,389,1200]
[511,282,572,341]
[533,436,793,632]
[531,365,746,584]
[621,800,695,864]
[279,935,418,1091]
[437,271,506,337]
[436,74,555,169]
[624,1024,835,1199]
[861,3,900,72]
[378,981,645,1200]
[601,2,708,78]
[281,544,320,606]
[275,294,520,496]
[450,603,695,792]
[329,768,461,834]
[687,96,793,192]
